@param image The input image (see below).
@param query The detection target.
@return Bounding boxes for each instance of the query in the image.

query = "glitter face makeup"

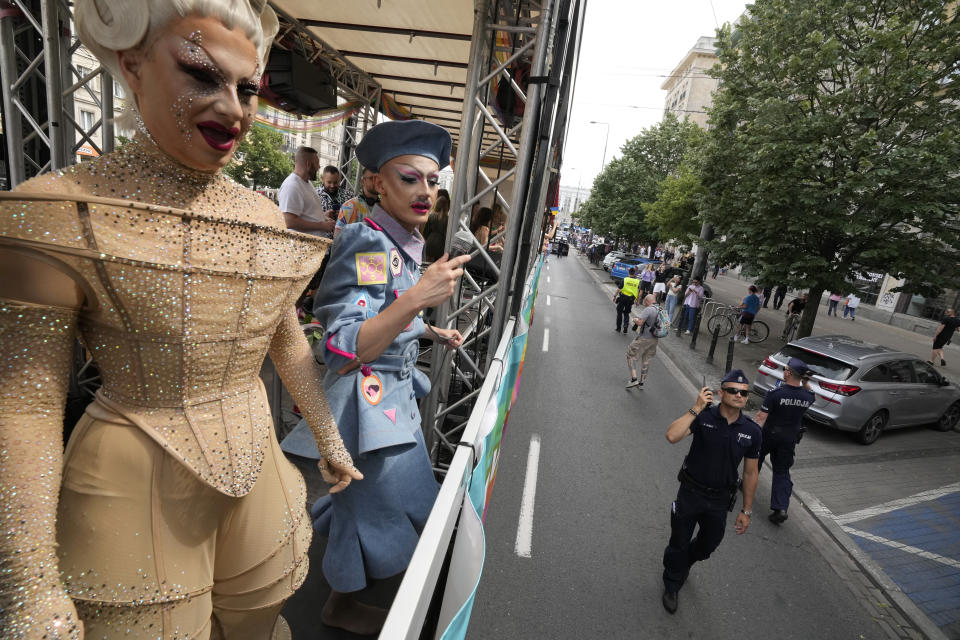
[375,155,440,232]
[120,15,260,172]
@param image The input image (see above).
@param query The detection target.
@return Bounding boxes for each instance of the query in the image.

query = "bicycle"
[706,305,770,343]
[781,312,801,342]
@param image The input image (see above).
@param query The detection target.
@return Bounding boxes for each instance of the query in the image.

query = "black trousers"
[615,296,634,331]
[758,430,797,511]
[773,288,787,310]
[662,485,730,592]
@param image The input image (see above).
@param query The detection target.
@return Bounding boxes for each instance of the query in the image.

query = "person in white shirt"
[843,292,861,321]
[279,146,335,237]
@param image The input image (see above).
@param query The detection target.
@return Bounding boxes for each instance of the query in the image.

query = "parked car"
[602,251,637,271]
[610,258,652,285]
[754,335,960,444]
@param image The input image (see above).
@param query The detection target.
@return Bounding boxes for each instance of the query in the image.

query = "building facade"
[660,36,720,129]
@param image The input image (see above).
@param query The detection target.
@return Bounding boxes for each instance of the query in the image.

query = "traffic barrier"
[380,255,544,639]
[706,324,721,365]
[725,335,736,373]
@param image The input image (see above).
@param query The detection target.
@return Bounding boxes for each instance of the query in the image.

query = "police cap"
[786,357,811,376]
[721,369,750,385]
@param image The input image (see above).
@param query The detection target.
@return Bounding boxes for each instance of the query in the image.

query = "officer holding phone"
[660,370,762,614]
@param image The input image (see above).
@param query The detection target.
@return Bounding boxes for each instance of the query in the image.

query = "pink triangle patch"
[383,408,397,424]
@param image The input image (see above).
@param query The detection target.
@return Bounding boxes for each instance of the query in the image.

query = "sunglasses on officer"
[720,387,751,397]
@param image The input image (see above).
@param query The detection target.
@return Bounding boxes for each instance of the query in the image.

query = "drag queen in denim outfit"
[309,120,469,634]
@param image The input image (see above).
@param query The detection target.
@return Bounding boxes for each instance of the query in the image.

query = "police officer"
[661,370,762,613]
[613,267,640,333]
[754,357,815,524]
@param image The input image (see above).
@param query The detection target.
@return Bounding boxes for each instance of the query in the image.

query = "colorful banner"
[438,254,544,640]
[252,102,364,135]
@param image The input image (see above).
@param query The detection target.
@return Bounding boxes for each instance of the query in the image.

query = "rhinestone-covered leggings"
[57,409,310,639]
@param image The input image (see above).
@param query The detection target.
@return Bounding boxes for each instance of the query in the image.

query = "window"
[113,82,125,99]
[861,360,915,383]
[79,110,95,130]
[76,64,89,80]
[912,360,941,385]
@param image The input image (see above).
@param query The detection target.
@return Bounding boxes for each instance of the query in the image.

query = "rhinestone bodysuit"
[0,135,349,637]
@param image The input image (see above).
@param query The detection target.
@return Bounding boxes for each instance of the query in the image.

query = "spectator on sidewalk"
[827,291,843,316]
[753,358,814,525]
[653,264,669,302]
[843,292,860,320]
[640,263,656,296]
[711,262,720,279]
[773,284,788,310]
[786,292,807,317]
[681,277,705,334]
[761,285,772,308]
[613,267,640,334]
[661,371,761,614]
[625,294,660,388]
[736,285,761,344]
[931,308,960,366]
[664,276,682,322]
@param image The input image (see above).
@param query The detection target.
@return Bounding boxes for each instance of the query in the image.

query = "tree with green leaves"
[700,0,960,338]
[578,113,704,244]
[644,148,707,245]
[224,125,294,189]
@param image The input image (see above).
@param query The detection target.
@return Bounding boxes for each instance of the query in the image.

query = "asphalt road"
[469,254,890,640]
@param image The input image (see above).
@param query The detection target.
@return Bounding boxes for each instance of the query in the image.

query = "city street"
[469,255,910,639]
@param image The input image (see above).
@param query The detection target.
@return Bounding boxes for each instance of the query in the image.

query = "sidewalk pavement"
[578,253,960,640]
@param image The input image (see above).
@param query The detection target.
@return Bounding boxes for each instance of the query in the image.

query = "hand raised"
[320,459,364,494]
[413,253,471,309]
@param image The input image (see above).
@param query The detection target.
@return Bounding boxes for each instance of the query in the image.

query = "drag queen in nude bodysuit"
[0,1,361,638]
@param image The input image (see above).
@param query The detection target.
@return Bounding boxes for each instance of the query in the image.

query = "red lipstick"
[197,121,239,152]
[411,201,431,215]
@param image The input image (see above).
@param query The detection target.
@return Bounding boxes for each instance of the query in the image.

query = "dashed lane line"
[515,433,541,559]
[542,328,550,352]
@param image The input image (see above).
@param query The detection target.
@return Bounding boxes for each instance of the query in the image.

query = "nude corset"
[0,136,330,496]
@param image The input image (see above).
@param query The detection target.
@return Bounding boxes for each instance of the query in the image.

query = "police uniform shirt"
[760,384,815,437]
[683,405,762,489]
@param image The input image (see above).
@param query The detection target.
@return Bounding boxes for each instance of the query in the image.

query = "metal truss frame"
[268,4,383,196]
[0,0,116,185]
[421,0,585,468]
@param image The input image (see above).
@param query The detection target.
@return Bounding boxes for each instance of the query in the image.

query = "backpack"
[651,304,671,338]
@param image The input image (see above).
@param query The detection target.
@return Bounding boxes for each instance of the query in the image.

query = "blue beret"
[356,120,452,171]
[786,357,811,375]
[721,369,750,385]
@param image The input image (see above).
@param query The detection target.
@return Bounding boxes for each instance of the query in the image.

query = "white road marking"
[836,482,960,524]
[542,328,550,352]
[547,276,551,284]
[515,433,541,558]
[547,295,551,306]
[843,526,960,569]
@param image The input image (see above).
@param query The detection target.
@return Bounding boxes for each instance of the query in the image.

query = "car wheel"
[857,410,887,445]
[935,401,960,432]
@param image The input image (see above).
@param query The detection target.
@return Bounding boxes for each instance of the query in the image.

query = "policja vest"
[620,276,640,301]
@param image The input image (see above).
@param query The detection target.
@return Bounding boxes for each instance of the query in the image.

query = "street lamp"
[588,120,610,171]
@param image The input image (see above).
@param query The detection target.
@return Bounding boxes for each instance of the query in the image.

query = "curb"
[575,253,946,640]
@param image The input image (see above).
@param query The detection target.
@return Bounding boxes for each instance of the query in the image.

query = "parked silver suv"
[754,335,960,444]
